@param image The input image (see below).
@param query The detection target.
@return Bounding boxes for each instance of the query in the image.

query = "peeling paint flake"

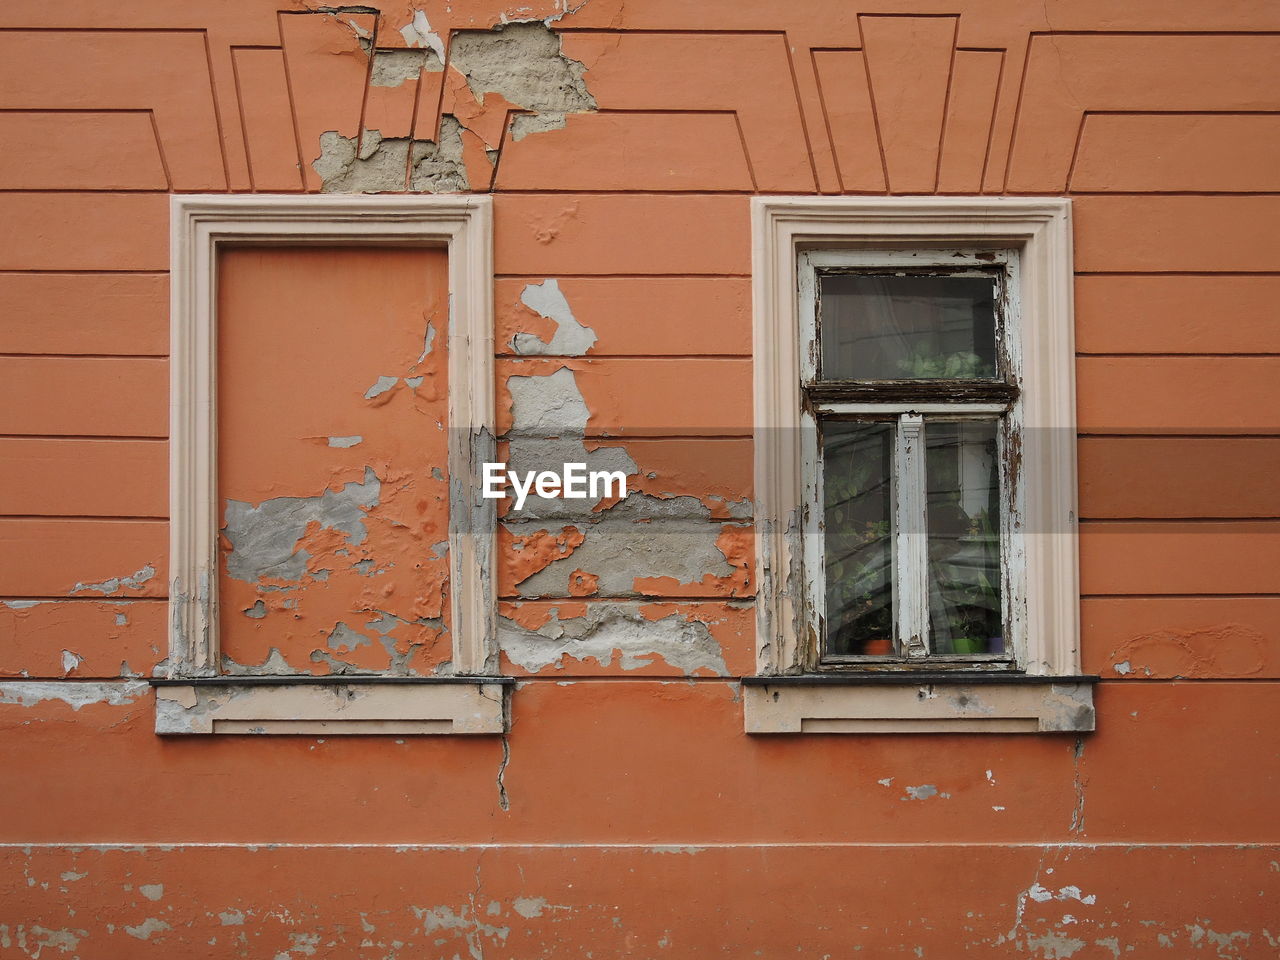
[222,469,381,584]
[363,375,399,400]
[499,602,727,675]
[72,564,156,597]
[511,279,597,356]
[0,680,148,711]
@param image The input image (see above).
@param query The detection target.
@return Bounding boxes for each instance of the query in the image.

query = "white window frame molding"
[158,195,506,735]
[747,196,1093,734]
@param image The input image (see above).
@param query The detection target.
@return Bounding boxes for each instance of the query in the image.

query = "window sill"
[741,674,1096,734]
[151,676,513,736]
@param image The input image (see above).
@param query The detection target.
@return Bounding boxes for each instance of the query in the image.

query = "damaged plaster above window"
[314,21,596,193]
[370,47,442,87]
[313,122,469,194]
[451,21,596,136]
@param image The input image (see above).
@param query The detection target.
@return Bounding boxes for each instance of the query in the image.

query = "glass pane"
[822,421,894,656]
[819,274,998,380]
[925,421,1004,655]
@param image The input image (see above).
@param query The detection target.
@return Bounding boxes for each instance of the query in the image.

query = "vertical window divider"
[893,412,929,658]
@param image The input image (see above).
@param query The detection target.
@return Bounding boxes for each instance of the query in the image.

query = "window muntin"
[801,248,1023,670]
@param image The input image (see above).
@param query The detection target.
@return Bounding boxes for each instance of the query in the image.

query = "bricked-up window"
[802,250,1019,665]
[747,198,1094,734]
[158,196,508,736]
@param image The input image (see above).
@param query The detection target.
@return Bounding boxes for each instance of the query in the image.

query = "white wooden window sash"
[798,248,1026,670]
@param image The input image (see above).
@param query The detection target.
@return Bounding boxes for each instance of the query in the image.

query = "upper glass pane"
[818,274,999,381]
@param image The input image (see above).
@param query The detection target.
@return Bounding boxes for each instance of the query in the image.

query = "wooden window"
[802,249,1022,667]
[747,198,1094,733]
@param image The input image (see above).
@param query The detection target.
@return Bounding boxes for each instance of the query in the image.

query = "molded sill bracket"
[151,676,513,735]
[742,674,1097,734]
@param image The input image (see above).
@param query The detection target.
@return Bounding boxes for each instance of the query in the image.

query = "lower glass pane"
[925,420,1004,655]
[822,421,894,656]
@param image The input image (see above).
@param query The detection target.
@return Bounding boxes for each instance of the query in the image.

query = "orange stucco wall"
[1,1,1279,956]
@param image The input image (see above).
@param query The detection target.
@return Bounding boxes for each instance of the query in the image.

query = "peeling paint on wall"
[223,468,381,584]
[0,680,148,710]
[370,47,441,88]
[509,279,598,356]
[499,601,728,674]
[72,564,155,597]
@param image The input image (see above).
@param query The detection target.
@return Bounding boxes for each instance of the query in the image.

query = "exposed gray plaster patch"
[219,910,245,927]
[243,600,267,620]
[306,612,444,675]
[412,117,470,192]
[60,650,83,675]
[221,647,293,677]
[3,600,43,610]
[404,376,425,389]
[3,926,84,955]
[1022,931,1086,958]
[504,438,636,520]
[503,357,747,587]
[0,680,147,710]
[511,279,597,356]
[512,897,549,919]
[411,905,509,947]
[326,622,372,653]
[222,468,380,583]
[500,601,727,674]
[450,22,596,114]
[328,435,364,448]
[903,784,949,801]
[510,113,567,141]
[313,120,468,195]
[508,367,590,437]
[73,564,156,596]
[416,322,437,364]
[140,884,164,902]
[508,516,742,597]
[124,918,170,941]
[364,376,399,400]
[370,47,441,87]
